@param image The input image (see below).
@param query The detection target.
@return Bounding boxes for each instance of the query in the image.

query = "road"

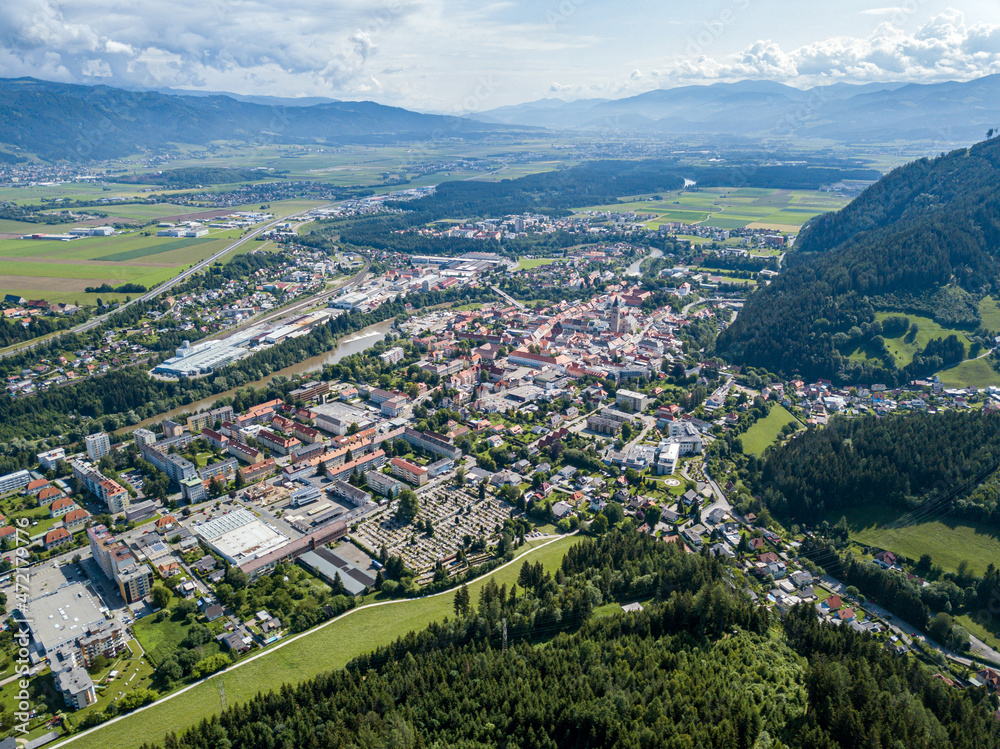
[820,575,1000,668]
[0,202,337,360]
[49,533,575,749]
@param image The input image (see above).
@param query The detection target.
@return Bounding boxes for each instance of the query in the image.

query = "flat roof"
[196,511,288,564]
[25,582,105,654]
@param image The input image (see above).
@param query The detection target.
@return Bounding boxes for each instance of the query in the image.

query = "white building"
[85,432,111,462]
[37,447,67,472]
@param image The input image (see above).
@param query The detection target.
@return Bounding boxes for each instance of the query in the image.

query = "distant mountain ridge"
[0,77,521,162]
[471,76,1000,142]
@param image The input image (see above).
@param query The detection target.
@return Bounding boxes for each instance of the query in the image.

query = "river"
[626,247,664,277]
[128,318,396,431]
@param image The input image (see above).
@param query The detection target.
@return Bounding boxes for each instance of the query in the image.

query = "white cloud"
[656,9,1000,86]
[0,1,997,110]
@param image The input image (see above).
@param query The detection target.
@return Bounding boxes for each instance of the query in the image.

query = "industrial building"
[194,509,288,567]
[152,339,250,378]
[298,547,377,595]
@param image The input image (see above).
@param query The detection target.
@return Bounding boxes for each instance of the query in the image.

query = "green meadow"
[61,536,579,749]
[577,187,848,231]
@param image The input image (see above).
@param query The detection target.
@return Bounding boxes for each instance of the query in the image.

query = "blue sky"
[1,1,998,111]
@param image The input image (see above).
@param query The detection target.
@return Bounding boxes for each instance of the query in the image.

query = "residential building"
[180,476,207,503]
[257,429,301,456]
[49,497,77,518]
[0,469,33,494]
[84,432,112,462]
[239,458,277,484]
[586,407,634,436]
[71,460,130,514]
[44,527,72,550]
[289,380,330,404]
[378,347,405,365]
[37,447,66,472]
[616,389,651,413]
[87,524,153,603]
[390,457,429,486]
[328,480,372,506]
[132,428,157,448]
[365,470,406,498]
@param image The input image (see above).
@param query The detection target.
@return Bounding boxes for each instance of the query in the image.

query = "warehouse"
[193,509,288,566]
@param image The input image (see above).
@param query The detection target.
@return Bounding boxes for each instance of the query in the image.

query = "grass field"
[60,535,580,749]
[577,187,848,232]
[739,405,800,456]
[979,296,1000,333]
[516,257,563,270]
[937,357,1000,388]
[472,161,567,182]
[836,504,1000,577]
[846,312,970,369]
[132,599,222,665]
[955,613,1000,652]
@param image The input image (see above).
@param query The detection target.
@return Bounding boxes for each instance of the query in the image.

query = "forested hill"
[0,78,517,162]
[747,410,1000,527]
[140,531,1000,749]
[386,160,880,222]
[716,135,1000,384]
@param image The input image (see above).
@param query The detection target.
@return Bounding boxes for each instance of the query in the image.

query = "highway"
[0,202,337,360]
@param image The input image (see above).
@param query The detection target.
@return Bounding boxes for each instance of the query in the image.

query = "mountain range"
[0,78,518,162]
[471,77,1000,142]
[716,132,1000,384]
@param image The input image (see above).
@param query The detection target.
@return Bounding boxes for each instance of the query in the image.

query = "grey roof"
[299,547,376,596]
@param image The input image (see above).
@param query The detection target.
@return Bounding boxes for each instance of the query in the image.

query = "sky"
[1,0,998,112]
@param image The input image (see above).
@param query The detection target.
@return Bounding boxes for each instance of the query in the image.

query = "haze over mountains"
[472,76,1000,142]
[2,75,998,162]
[0,78,517,162]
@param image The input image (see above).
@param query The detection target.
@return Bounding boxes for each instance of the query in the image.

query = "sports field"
[59,535,579,749]
[517,257,563,270]
[577,187,848,231]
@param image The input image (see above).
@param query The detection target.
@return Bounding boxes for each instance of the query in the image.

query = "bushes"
[191,653,232,680]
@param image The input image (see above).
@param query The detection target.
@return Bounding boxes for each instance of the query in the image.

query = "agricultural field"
[835,503,1000,577]
[0,198,323,303]
[847,312,971,369]
[739,405,801,456]
[63,536,578,749]
[576,187,849,232]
